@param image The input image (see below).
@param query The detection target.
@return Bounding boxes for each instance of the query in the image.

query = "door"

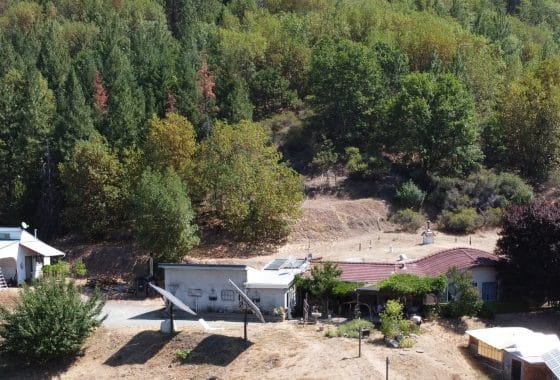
[481,282,497,301]
[24,256,32,281]
[511,359,521,380]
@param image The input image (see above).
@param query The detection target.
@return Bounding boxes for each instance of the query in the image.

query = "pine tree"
[54,70,95,161]
[103,46,145,151]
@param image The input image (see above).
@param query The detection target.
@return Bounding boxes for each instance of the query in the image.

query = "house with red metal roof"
[318,247,500,302]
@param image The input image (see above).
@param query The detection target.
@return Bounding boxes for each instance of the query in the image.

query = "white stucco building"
[0,226,66,285]
[159,258,308,316]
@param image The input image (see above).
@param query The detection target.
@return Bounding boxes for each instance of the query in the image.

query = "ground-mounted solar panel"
[543,348,560,379]
[150,283,196,315]
[228,279,265,323]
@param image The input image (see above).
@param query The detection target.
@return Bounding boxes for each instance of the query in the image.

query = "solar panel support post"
[244,308,248,341]
[167,300,175,334]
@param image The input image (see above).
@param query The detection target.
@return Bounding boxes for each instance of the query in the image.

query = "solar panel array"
[264,258,286,270]
[543,348,560,379]
[264,258,305,270]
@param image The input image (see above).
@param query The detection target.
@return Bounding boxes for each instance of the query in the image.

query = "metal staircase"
[0,267,8,290]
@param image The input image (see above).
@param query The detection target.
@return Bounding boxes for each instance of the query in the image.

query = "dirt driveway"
[101,299,244,330]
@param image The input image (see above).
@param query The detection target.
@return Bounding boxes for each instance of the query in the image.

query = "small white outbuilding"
[0,226,65,285]
[159,258,308,317]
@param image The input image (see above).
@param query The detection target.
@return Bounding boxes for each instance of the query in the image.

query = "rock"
[387,339,399,348]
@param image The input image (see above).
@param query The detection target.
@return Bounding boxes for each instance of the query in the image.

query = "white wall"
[248,287,287,312]
[470,266,498,300]
[163,266,292,314]
[164,267,247,313]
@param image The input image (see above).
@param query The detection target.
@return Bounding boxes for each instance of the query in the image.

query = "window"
[221,289,235,301]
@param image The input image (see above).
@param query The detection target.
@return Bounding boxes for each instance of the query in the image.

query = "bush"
[390,209,425,232]
[345,147,390,180]
[482,207,503,227]
[478,300,530,319]
[73,258,88,278]
[438,208,482,233]
[399,319,418,336]
[332,319,375,339]
[42,261,71,278]
[175,349,192,363]
[0,277,106,362]
[399,336,416,348]
[380,300,405,339]
[446,267,482,318]
[430,170,533,214]
[421,304,440,320]
[395,180,425,210]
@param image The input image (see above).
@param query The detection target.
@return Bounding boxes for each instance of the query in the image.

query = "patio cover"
[19,231,65,257]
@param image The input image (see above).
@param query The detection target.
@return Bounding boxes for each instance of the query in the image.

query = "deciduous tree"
[496,200,560,306]
[197,120,303,240]
[130,167,199,262]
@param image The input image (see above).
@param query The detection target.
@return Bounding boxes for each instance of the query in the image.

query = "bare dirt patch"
[189,195,500,269]
[0,320,492,380]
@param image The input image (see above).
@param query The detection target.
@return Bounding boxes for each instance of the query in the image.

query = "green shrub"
[399,319,418,336]
[446,268,482,318]
[345,147,390,180]
[478,300,530,319]
[498,172,533,204]
[395,180,425,210]
[430,170,533,215]
[175,349,192,363]
[73,258,88,278]
[390,209,425,232]
[42,261,71,278]
[421,304,440,320]
[334,319,375,339]
[325,328,338,338]
[380,300,405,339]
[438,208,482,233]
[0,277,106,362]
[482,207,503,227]
[399,336,416,348]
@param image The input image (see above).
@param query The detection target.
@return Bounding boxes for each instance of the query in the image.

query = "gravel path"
[101,300,246,329]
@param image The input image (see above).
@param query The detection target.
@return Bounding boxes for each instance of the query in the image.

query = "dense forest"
[0,0,558,259]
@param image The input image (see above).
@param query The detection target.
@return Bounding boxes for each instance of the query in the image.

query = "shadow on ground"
[104,331,177,366]
[187,335,252,366]
[0,349,79,380]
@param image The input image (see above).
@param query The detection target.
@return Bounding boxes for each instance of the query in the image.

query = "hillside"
[0,0,558,263]
[57,190,500,285]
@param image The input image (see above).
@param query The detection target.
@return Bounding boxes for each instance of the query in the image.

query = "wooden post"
[386,357,389,380]
[358,327,362,358]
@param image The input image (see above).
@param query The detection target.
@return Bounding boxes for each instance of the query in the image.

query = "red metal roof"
[318,247,499,283]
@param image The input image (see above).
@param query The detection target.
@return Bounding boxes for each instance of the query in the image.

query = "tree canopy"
[0,0,558,245]
[496,200,560,306]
